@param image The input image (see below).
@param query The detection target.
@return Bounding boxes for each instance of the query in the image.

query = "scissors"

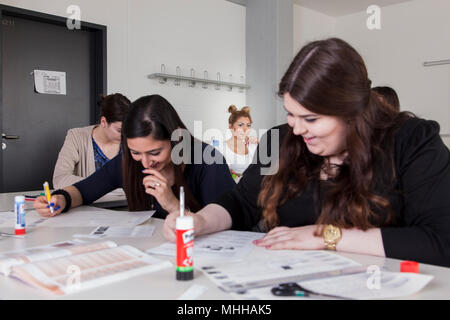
[271,282,310,297]
[271,282,350,299]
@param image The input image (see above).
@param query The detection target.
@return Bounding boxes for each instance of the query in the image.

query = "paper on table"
[146,230,264,260]
[228,270,434,300]
[94,188,127,203]
[0,239,109,276]
[73,225,156,239]
[10,245,172,295]
[296,270,434,300]
[0,206,155,228]
[200,250,362,293]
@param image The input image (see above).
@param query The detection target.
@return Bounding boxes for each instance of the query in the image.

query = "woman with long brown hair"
[164,38,450,267]
[34,94,236,218]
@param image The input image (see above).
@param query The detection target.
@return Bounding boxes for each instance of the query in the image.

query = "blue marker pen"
[14,196,26,235]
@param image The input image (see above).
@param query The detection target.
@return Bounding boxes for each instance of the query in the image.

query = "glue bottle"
[176,187,194,280]
[14,195,26,235]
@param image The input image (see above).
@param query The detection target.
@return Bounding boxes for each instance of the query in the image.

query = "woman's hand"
[253,225,325,250]
[164,210,198,242]
[33,195,64,217]
[142,168,179,212]
[245,136,259,146]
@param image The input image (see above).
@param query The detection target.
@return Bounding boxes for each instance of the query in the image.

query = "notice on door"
[34,70,66,95]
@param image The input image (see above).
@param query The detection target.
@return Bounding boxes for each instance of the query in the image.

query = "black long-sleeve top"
[213,118,450,267]
[74,142,236,218]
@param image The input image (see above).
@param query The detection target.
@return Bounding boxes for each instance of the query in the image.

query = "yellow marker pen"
[43,181,54,214]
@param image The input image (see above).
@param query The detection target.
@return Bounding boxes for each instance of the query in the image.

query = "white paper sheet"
[199,250,362,293]
[0,206,155,228]
[146,230,264,260]
[297,270,434,300]
[94,188,127,204]
[73,225,155,239]
[233,270,434,300]
[34,70,66,95]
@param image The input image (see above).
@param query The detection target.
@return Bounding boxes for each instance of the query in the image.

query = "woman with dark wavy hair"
[164,38,450,267]
[34,95,236,219]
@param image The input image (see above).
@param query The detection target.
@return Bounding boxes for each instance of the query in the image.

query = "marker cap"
[176,216,193,230]
[15,195,25,203]
[176,270,194,281]
[400,261,419,273]
[15,228,25,235]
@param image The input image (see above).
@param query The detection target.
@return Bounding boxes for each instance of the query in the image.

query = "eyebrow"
[283,105,318,118]
[129,147,162,154]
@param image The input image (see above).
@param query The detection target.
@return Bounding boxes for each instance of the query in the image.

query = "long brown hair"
[121,95,201,212]
[258,38,412,232]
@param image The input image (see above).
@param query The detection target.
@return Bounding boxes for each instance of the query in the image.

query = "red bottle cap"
[15,228,26,235]
[400,261,419,273]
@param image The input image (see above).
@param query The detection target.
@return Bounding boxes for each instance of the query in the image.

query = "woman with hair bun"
[165,38,450,267]
[224,105,259,182]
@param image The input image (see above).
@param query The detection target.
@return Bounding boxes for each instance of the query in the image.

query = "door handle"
[2,133,20,140]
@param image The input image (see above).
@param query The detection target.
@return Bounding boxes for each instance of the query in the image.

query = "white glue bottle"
[14,195,26,235]
[176,187,194,281]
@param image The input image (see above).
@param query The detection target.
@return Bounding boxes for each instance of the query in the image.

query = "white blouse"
[223,142,258,181]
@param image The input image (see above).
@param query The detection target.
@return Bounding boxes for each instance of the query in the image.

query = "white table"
[0,193,449,300]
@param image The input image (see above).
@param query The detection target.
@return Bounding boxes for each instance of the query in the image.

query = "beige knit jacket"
[52,125,97,189]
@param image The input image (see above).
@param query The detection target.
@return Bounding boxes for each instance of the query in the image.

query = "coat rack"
[148,65,250,92]
[423,59,450,67]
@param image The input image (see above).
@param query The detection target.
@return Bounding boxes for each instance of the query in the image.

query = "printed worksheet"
[200,250,363,293]
[73,225,156,239]
[231,270,434,300]
[146,230,264,260]
[0,206,154,228]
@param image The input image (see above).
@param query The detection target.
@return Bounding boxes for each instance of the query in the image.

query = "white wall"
[0,0,246,142]
[293,4,335,54]
[293,0,450,148]
[334,0,450,148]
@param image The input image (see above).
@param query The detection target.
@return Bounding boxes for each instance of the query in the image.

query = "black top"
[214,118,450,267]
[74,142,236,218]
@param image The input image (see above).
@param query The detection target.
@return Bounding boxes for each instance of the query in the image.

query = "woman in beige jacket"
[53,93,130,189]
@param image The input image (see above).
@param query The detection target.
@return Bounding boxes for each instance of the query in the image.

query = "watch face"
[324,225,341,242]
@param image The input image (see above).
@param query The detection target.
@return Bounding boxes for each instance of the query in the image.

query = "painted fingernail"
[46,205,50,208]
[50,202,55,207]
[54,206,61,211]
[265,245,271,249]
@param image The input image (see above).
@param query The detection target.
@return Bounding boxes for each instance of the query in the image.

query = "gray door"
[1,11,104,192]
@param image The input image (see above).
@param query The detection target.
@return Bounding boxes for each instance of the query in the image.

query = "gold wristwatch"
[323,225,342,251]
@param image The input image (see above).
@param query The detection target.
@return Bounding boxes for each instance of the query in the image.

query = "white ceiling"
[294,0,414,17]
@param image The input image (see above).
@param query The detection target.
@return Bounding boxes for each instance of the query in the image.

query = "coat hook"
[175,66,181,86]
[203,71,208,89]
[228,74,233,91]
[159,64,167,84]
[216,72,221,90]
[189,68,196,87]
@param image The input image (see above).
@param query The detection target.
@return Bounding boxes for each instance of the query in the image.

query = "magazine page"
[10,245,171,295]
[0,240,117,276]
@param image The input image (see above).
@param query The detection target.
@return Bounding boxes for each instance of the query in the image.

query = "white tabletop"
[0,192,449,300]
